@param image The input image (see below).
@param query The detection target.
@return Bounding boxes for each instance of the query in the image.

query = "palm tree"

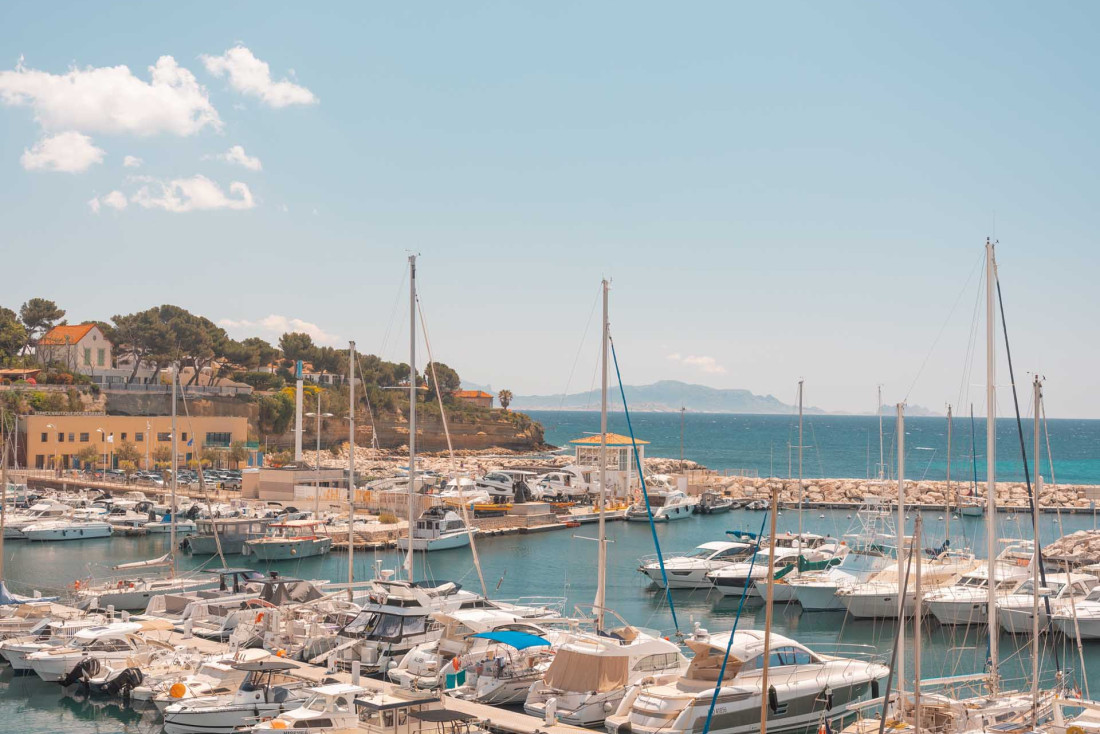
[497,389,513,411]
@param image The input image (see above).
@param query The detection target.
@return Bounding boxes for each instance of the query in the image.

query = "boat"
[251,683,366,733]
[605,629,889,734]
[74,553,224,611]
[997,572,1099,634]
[26,620,174,683]
[476,470,538,501]
[0,614,109,671]
[707,546,804,597]
[396,507,476,552]
[351,688,485,734]
[22,518,113,541]
[182,516,274,555]
[697,490,734,514]
[638,540,757,589]
[449,629,559,705]
[162,660,310,734]
[836,548,976,618]
[1050,585,1100,639]
[243,520,333,560]
[531,465,600,500]
[625,487,696,522]
[923,539,1036,625]
[138,648,273,709]
[523,617,687,727]
[3,500,74,539]
[144,512,197,535]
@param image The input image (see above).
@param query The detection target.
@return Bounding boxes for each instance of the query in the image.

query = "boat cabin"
[414,508,468,536]
[353,691,480,734]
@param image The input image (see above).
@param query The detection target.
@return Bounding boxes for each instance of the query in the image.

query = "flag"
[187,438,194,447]
[107,434,114,443]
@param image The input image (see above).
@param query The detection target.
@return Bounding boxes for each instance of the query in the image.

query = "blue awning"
[470,631,550,650]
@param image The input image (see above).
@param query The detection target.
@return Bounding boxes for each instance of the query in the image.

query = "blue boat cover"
[470,630,550,650]
[0,580,58,605]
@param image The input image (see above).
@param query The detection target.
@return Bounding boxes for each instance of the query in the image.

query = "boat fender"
[871,680,880,700]
[818,686,833,711]
[768,685,779,713]
[1068,726,1086,734]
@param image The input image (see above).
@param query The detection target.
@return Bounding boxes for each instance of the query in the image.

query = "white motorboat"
[923,540,1034,625]
[748,541,851,603]
[74,553,224,611]
[638,541,756,589]
[625,488,696,522]
[396,507,476,552]
[162,659,310,734]
[531,465,600,500]
[476,470,538,500]
[837,549,976,619]
[436,477,491,507]
[26,620,173,683]
[606,629,889,734]
[524,617,687,727]
[1050,585,1100,639]
[387,608,557,690]
[997,572,1098,634]
[3,500,73,539]
[23,518,113,541]
[707,547,803,597]
[251,683,366,732]
[138,648,273,709]
[144,513,198,534]
[244,520,333,560]
[0,614,108,671]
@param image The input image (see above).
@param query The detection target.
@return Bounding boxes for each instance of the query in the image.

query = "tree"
[279,332,315,364]
[424,361,461,401]
[115,441,141,466]
[228,440,250,469]
[498,389,513,411]
[152,444,172,468]
[242,337,281,368]
[19,298,65,356]
[258,392,295,437]
[112,308,172,383]
[312,346,341,379]
[0,307,27,362]
[119,460,137,480]
[76,444,99,468]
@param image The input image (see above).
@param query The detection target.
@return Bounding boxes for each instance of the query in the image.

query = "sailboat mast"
[0,407,7,581]
[595,279,609,631]
[1030,376,1042,727]
[347,340,356,599]
[946,404,952,541]
[985,239,999,689]
[913,513,922,731]
[878,385,884,480]
[759,486,779,734]
[896,403,906,711]
[170,364,178,578]
[797,379,804,542]
[406,255,417,582]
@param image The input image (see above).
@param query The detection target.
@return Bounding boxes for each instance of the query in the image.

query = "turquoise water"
[4,506,1100,733]
[528,410,1100,485]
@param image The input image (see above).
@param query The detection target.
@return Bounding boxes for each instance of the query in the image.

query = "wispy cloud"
[131,174,255,213]
[201,46,317,108]
[206,144,262,171]
[122,155,142,168]
[666,353,726,374]
[219,315,339,346]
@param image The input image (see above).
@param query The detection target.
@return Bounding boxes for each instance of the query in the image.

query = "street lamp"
[46,424,57,472]
[145,421,152,471]
[96,428,106,478]
[305,394,335,518]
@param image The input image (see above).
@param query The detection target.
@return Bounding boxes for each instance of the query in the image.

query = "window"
[68,433,75,442]
[83,347,92,366]
[181,432,188,442]
[35,455,45,469]
[97,348,105,367]
[158,432,172,442]
[80,433,90,443]
[633,653,681,672]
[120,433,127,441]
[58,433,65,443]
[135,432,144,442]
[205,432,232,447]
[40,432,48,442]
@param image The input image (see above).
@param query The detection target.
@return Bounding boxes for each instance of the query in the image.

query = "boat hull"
[243,537,333,560]
[396,530,475,552]
[789,583,846,611]
[25,524,112,541]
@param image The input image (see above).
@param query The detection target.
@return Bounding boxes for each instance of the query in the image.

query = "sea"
[527,410,1100,485]
[5,411,1100,732]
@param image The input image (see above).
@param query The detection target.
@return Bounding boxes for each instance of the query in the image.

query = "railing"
[99,383,253,396]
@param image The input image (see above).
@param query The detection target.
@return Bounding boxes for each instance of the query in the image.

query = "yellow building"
[18,413,251,470]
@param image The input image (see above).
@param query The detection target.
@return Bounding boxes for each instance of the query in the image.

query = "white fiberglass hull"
[1051,614,1100,639]
[80,577,219,612]
[144,521,197,535]
[163,701,294,734]
[396,529,475,552]
[25,523,112,541]
[643,566,714,589]
[626,504,695,522]
[789,582,847,611]
[998,604,1050,634]
[840,588,916,619]
[925,596,993,626]
[526,686,626,728]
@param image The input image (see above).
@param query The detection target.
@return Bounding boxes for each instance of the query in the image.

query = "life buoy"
[452,657,461,672]
[73,580,81,590]
[255,612,265,623]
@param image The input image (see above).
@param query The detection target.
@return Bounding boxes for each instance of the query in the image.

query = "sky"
[2,3,1099,417]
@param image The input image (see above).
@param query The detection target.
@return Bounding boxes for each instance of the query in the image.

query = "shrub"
[378,511,398,524]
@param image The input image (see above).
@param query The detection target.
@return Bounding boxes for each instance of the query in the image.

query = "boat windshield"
[343,612,428,641]
[751,645,818,668]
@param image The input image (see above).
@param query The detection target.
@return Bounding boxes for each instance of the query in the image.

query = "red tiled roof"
[452,390,493,399]
[39,323,98,346]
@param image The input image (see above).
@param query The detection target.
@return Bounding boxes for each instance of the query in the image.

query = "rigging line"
[354,353,381,449]
[995,267,1060,673]
[701,511,769,734]
[175,371,227,569]
[608,333,678,635]
[377,266,409,364]
[562,283,603,412]
[416,293,488,600]
[906,250,985,403]
[876,530,918,734]
[956,256,987,413]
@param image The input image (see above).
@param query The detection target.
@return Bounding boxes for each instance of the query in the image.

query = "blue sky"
[2,2,1098,417]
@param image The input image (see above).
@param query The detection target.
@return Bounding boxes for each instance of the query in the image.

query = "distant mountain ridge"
[508,380,826,414]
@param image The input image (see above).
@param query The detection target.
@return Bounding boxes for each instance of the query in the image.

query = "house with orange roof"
[36,323,113,374]
[451,389,494,409]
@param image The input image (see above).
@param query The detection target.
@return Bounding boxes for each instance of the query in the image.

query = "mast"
[896,403,906,712]
[0,406,7,581]
[946,404,952,541]
[985,239,999,690]
[595,279,609,631]
[679,406,685,474]
[759,485,779,734]
[170,364,178,578]
[347,341,356,600]
[1030,376,1041,727]
[913,513,922,732]
[878,385,885,480]
[405,255,417,582]
[797,379,804,543]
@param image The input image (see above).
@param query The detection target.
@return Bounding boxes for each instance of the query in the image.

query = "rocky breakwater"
[1043,530,1100,567]
[699,476,1094,510]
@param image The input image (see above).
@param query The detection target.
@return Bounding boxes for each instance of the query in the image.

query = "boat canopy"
[470,630,550,650]
[114,552,172,571]
[684,639,745,682]
[542,649,630,693]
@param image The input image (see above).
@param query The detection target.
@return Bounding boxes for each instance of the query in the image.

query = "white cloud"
[20,131,104,172]
[131,174,255,213]
[218,315,339,345]
[209,144,262,171]
[0,56,221,136]
[201,46,317,108]
[88,189,130,214]
[122,155,142,168]
[666,353,726,374]
[87,196,101,214]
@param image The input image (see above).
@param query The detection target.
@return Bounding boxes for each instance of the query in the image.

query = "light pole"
[96,428,105,477]
[146,421,151,471]
[305,393,334,518]
[46,423,57,472]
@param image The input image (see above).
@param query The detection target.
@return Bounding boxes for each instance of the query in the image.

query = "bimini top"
[232,660,299,672]
[471,630,551,650]
[569,433,649,447]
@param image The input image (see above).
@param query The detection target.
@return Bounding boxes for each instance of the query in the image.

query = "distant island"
[498,379,941,416]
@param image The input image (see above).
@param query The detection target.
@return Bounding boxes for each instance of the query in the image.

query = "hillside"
[509,380,826,414]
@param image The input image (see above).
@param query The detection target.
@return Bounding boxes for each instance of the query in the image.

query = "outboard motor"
[104,667,144,699]
[60,656,101,687]
[512,480,531,504]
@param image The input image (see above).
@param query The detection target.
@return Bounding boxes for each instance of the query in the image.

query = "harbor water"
[2,506,1096,734]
